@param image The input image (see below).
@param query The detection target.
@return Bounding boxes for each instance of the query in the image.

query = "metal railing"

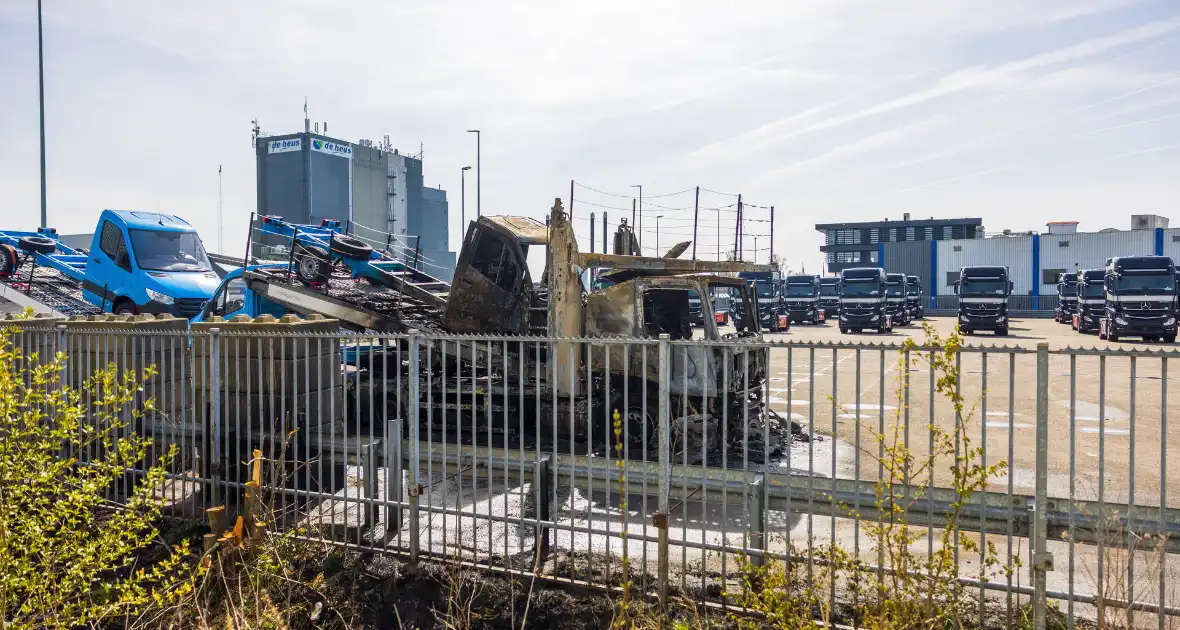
[6,322,1180,629]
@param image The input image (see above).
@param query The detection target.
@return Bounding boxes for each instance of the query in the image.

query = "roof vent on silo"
[1046,221,1079,235]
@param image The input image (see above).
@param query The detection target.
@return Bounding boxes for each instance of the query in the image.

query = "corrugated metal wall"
[881,240,931,291]
[1038,229,1155,294]
[935,235,1034,296]
[1162,228,1180,262]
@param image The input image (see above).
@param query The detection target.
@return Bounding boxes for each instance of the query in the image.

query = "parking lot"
[760,315,1180,508]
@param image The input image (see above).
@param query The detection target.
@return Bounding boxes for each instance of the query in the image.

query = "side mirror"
[952,284,958,295]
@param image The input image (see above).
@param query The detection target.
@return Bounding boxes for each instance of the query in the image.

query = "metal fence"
[6,322,1180,630]
[931,295,1060,314]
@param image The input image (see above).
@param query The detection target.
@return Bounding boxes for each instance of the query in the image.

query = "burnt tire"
[17,235,56,255]
[293,244,331,286]
[329,234,372,260]
[0,244,17,279]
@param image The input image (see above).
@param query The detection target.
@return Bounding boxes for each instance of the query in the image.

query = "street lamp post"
[466,129,481,218]
[38,0,47,228]
[460,166,471,241]
[655,215,664,255]
[630,185,642,252]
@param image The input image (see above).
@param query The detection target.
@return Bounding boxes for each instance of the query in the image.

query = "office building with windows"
[816,214,983,273]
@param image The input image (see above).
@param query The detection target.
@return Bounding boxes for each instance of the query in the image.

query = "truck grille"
[175,298,206,317]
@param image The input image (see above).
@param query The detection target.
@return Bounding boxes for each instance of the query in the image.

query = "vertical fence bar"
[1128,356,1137,629]
[386,418,403,535]
[1159,357,1167,630]
[407,331,421,567]
[210,328,222,507]
[656,334,671,605]
[1032,342,1050,630]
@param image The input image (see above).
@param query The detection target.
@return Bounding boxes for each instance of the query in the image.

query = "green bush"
[0,321,198,628]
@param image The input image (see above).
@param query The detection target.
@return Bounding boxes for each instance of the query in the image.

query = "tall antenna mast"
[217,165,224,253]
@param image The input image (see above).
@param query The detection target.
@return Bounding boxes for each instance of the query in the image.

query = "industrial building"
[816,214,984,273]
[879,214,1177,311]
[254,122,456,279]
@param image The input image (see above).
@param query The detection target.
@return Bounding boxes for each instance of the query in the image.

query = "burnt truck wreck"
[356,200,796,466]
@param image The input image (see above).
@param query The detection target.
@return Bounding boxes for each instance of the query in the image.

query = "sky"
[1,0,1178,275]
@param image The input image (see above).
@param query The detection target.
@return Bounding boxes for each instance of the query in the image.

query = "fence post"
[1032,342,1052,630]
[656,334,671,605]
[363,442,379,530]
[533,455,552,566]
[407,331,422,568]
[747,474,767,567]
[385,418,403,537]
[209,328,222,507]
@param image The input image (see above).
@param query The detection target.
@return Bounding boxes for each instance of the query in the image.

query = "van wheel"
[0,244,17,279]
[293,244,331,286]
[113,299,138,315]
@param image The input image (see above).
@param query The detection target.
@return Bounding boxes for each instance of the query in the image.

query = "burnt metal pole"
[734,194,743,259]
[691,186,699,261]
[602,211,608,254]
[769,205,775,264]
[590,211,596,254]
[38,0,47,228]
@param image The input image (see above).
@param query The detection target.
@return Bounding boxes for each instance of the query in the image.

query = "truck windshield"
[1081,284,1104,297]
[130,230,211,272]
[1059,284,1077,296]
[819,284,838,297]
[906,285,919,296]
[960,279,1006,296]
[842,281,880,297]
[754,282,777,297]
[886,283,904,297]
[1112,274,1176,293]
[785,284,815,297]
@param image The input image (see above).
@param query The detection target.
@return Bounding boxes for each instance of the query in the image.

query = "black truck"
[1097,256,1177,343]
[734,270,785,332]
[1054,272,1079,324]
[838,267,892,334]
[955,265,1012,336]
[884,273,912,326]
[818,276,841,318]
[905,275,923,320]
[1073,269,1104,334]
[783,274,824,324]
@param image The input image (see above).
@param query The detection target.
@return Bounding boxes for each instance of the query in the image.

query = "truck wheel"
[1109,333,1120,342]
[996,327,1008,337]
[0,244,17,279]
[329,234,372,260]
[1165,335,1176,344]
[839,327,848,334]
[113,299,137,315]
[17,235,56,255]
[293,244,331,285]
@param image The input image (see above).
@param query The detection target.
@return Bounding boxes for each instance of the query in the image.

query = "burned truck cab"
[445,216,550,336]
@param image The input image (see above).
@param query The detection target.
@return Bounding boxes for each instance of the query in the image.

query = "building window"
[947,271,960,287]
[942,226,952,239]
[826,230,835,245]
[925,227,933,240]
[832,251,862,263]
[905,227,915,241]
[889,228,897,242]
[869,228,879,244]
[1042,269,1067,285]
[1058,240,1070,247]
[835,230,861,245]
[869,250,878,263]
